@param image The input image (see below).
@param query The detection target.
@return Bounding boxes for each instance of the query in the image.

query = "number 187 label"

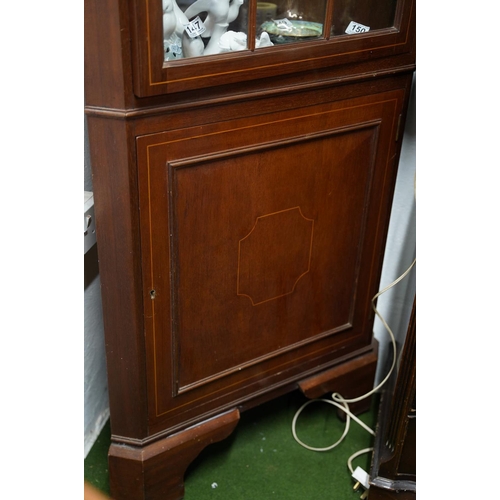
[345,21,370,34]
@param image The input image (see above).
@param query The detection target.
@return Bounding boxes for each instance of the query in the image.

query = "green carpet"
[84,390,378,499]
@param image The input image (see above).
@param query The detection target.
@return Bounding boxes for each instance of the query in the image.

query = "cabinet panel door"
[137,89,404,435]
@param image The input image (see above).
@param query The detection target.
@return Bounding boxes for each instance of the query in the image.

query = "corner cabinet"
[84,0,415,497]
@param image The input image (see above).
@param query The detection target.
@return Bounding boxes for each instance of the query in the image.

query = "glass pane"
[331,0,397,37]
[163,0,249,60]
[256,1,327,47]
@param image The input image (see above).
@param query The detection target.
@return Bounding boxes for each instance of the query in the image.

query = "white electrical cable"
[291,395,378,452]
[347,447,374,474]
[333,257,416,405]
[291,258,416,453]
[292,173,417,489]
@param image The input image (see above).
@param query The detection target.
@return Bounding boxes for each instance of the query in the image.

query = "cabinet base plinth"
[109,409,240,500]
[368,483,416,500]
[298,341,379,417]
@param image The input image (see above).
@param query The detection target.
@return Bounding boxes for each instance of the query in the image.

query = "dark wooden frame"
[369,298,416,499]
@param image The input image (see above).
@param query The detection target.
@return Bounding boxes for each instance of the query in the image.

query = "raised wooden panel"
[170,129,374,392]
[136,90,402,435]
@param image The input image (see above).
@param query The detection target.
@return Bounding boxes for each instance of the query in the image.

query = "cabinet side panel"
[84,0,131,108]
[87,116,149,438]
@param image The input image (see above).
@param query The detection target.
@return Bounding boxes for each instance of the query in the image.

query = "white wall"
[373,74,416,384]
[84,114,109,458]
[84,247,109,458]
[83,76,416,454]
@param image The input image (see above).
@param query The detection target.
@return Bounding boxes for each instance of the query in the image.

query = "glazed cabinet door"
[136,86,406,436]
[129,0,415,95]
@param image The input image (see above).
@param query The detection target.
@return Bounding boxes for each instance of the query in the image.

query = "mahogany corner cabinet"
[84,0,415,497]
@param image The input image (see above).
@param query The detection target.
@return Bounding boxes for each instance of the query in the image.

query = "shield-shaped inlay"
[237,207,314,305]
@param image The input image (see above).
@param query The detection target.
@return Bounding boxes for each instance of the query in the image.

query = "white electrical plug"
[352,466,370,498]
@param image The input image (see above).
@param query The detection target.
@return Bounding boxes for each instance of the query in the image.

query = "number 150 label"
[345,21,370,34]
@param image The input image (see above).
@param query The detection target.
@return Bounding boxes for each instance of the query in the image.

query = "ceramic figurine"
[218,30,273,52]
[218,30,247,52]
[227,0,245,26]
[164,0,207,59]
[256,31,273,47]
[163,0,178,41]
[183,0,245,55]
[182,30,205,58]
[164,33,183,60]
[163,0,194,39]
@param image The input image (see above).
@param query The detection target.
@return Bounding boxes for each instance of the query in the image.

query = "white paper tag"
[184,16,206,38]
[345,21,370,34]
[273,18,294,32]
